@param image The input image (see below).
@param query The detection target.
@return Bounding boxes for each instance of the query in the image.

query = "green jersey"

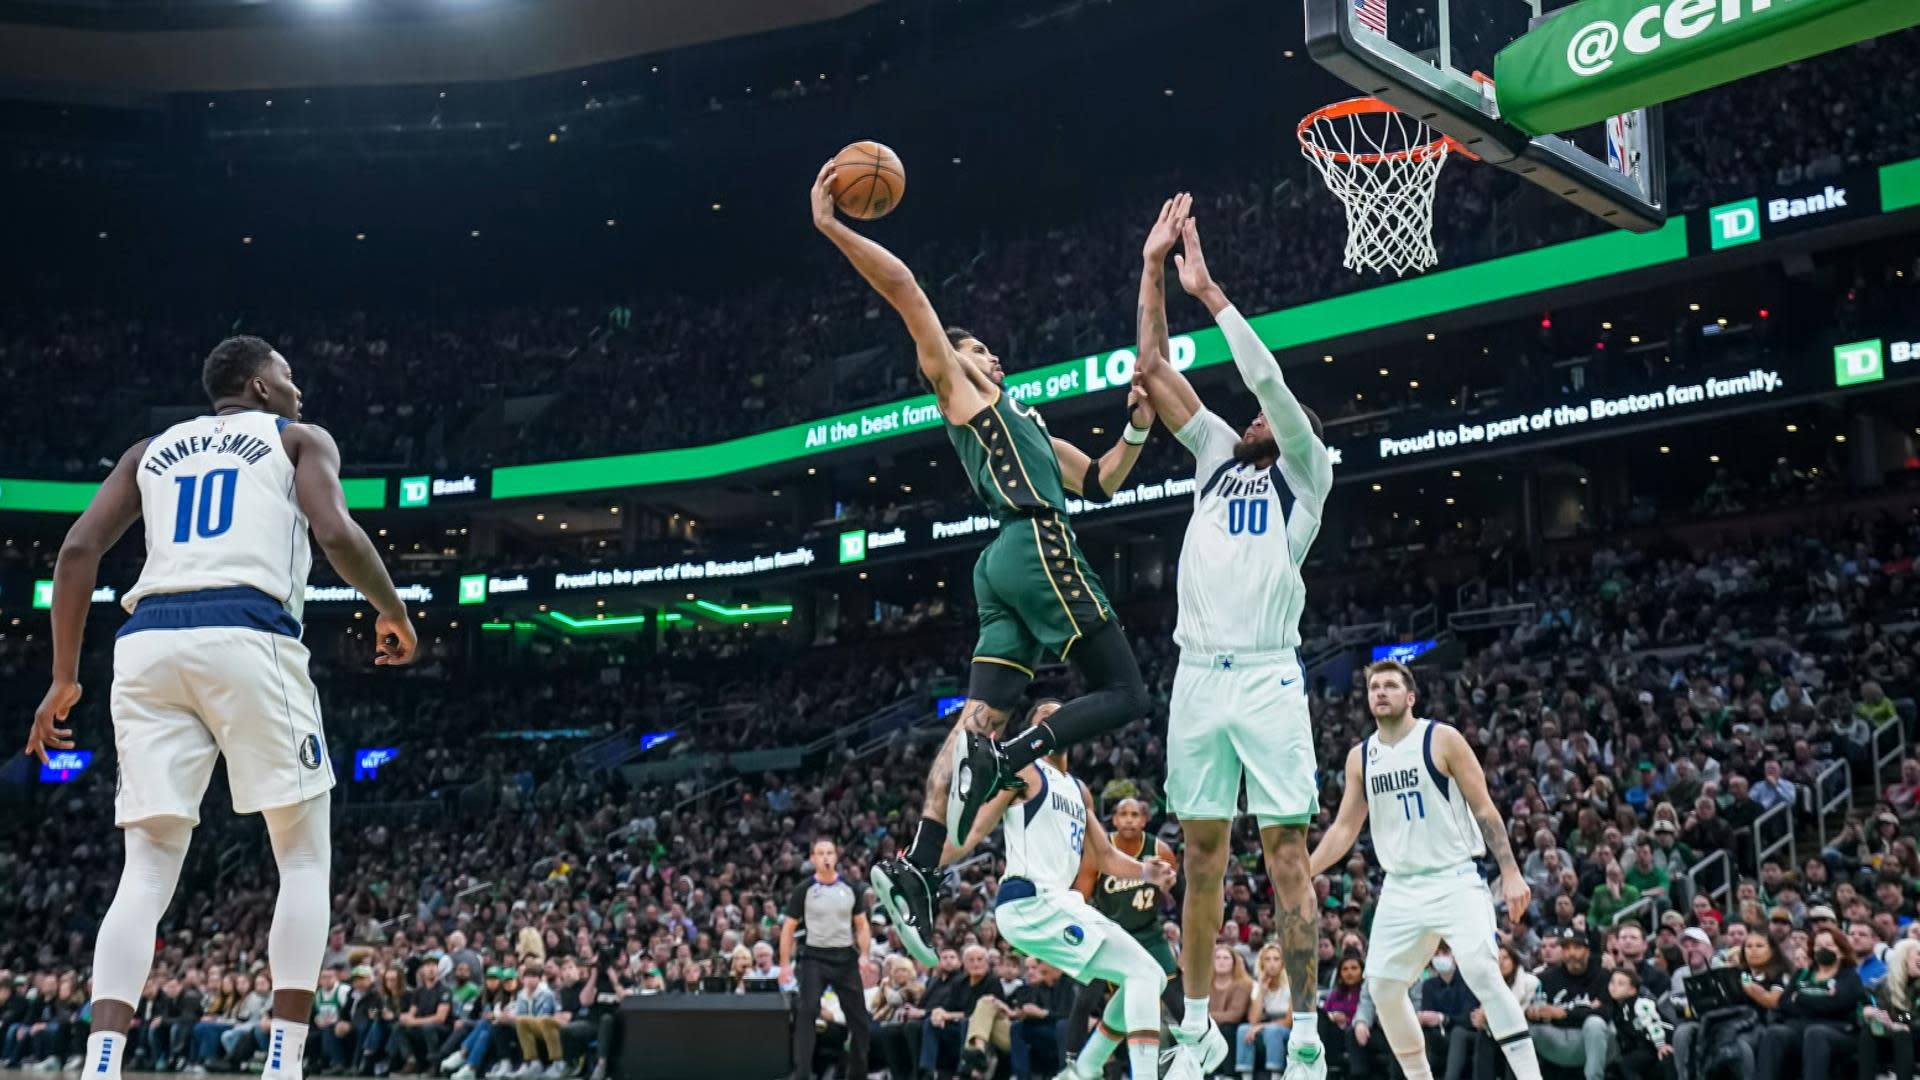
[945,393,1069,522]
[1090,833,1167,935]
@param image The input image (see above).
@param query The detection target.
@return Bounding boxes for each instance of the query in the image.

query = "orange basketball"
[829,141,906,221]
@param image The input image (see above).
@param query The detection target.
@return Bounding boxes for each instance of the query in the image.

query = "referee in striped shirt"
[781,838,873,1080]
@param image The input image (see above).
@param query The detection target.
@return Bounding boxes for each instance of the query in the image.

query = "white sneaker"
[1280,1038,1329,1080]
[441,1051,468,1074]
[34,1058,63,1073]
[514,1063,542,1078]
[1170,1019,1228,1075]
[485,1063,512,1079]
[452,1066,477,1080]
[1160,1044,1205,1080]
[542,1063,568,1079]
[62,1057,84,1072]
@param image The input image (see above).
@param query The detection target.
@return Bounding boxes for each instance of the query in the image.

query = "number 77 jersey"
[125,410,312,622]
[1362,720,1485,876]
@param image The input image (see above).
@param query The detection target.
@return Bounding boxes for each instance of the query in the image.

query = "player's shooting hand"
[810,160,841,230]
[27,679,81,764]
[1174,217,1218,298]
[374,609,418,666]
[1142,193,1191,263]
[1141,856,1176,892]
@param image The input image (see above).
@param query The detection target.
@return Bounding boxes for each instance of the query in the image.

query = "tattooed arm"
[1437,725,1532,924]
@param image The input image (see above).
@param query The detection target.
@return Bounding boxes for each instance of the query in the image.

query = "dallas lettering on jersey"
[1048,789,1088,825]
[142,433,275,476]
[1369,766,1424,798]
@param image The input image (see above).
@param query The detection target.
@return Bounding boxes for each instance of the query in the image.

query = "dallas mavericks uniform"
[111,411,332,826]
[994,761,1133,981]
[1359,720,1497,983]
[1165,408,1330,825]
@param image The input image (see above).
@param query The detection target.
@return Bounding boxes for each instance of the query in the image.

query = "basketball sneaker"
[1170,1016,1227,1075]
[946,730,1015,840]
[868,858,940,967]
[1281,1039,1328,1080]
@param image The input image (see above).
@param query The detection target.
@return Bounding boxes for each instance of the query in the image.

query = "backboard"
[1305,0,1668,232]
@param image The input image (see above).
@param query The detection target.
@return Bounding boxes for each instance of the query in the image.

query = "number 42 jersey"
[124,411,312,621]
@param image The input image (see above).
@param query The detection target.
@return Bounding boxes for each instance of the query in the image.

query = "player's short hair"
[202,335,276,403]
[1364,659,1418,695]
[945,326,979,350]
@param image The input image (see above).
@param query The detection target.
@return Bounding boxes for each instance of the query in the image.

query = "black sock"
[906,818,946,870]
[1002,628,1150,772]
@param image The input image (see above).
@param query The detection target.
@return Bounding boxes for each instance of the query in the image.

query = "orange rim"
[1297,96,1478,164]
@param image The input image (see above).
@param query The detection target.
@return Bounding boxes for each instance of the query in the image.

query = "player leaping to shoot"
[1307,661,1543,1080]
[809,160,1156,968]
[1131,197,1333,1078]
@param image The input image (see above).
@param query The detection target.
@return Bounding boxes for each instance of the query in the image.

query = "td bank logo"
[1708,198,1760,250]
[399,475,431,508]
[838,530,867,564]
[1833,340,1884,387]
[458,574,488,606]
[32,579,54,610]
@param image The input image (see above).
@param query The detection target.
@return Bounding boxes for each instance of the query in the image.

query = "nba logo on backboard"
[1605,114,1635,179]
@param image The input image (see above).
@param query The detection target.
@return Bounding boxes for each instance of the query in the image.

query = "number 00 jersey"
[123,411,311,621]
[1361,719,1484,876]
[1170,409,1328,654]
[1003,759,1088,893]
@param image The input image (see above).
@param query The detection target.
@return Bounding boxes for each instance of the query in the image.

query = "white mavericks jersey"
[1362,719,1484,876]
[1003,760,1089,893]
[1171,409,1330,653]
[123,411,311,622]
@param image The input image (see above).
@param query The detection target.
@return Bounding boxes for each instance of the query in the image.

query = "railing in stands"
[1610,893,1668,928]
[1752,802,1794,875]
[1405,603,1439,641]
[1687,849,1733,911]
[1873,717,1908,797]
[1447,603,1535,633]
[1811,759,1852,856]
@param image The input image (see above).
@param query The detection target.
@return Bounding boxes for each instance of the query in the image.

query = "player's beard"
[1232,435,1278,464]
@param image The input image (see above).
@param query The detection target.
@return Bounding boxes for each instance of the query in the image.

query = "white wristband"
[1123,423,1151,446]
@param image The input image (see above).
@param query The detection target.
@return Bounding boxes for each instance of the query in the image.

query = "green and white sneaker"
[1281,1038,1328,1080]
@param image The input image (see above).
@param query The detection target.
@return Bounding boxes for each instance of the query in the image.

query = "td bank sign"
[1707,171,1878,251]
[1833,338,1916,388]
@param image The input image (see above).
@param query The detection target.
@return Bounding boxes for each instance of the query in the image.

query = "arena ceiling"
[0,0,882,95]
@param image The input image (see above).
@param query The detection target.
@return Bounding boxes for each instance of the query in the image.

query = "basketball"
[829,140,906,220]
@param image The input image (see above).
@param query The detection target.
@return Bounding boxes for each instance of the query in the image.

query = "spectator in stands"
[145,976,195,1072]
[1416,945,1478,1080]
[1528,928,1613,1080]
[1237,943,1293,1078]
[918,945,994,1078]
[1755,927,1865,1080]
[1005,958,1071,1080]
[1605,967,1676,1080]
[508,964,564,1076]
[1858,938,1920,1079]
[1588,860,1643,929]
[392,957,453,1074]
[1751,762,1796,813]
[868,955,926,1080]
[310,967,354,1074]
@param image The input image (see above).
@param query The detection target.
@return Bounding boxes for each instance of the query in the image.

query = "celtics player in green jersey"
[811,161,1157,969]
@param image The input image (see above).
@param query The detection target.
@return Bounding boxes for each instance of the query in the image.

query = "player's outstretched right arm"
[284,424,417,666]
[1177,218,1334,502]
[1135,193,1203,435]
[810,161,986,423]
[1308,745,1369,877]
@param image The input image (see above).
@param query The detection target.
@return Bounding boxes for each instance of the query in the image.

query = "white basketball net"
[1299,102,1453,277]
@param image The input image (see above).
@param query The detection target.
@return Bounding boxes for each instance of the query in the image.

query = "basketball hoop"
[1298,97,1475,277]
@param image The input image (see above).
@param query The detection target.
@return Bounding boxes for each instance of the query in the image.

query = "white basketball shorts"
[1166,649,1318,825]
[110,588,334,826]
[994,883,1122,984]
[1363,865,1501,984]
